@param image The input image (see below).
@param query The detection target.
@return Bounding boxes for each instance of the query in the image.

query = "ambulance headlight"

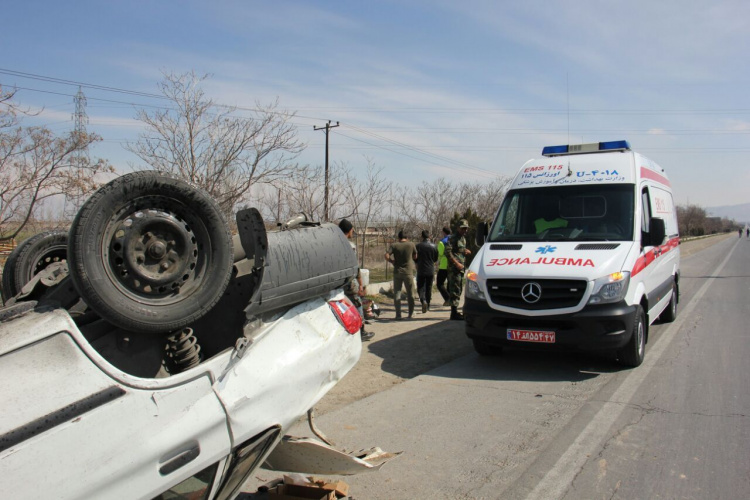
[465,270,485,300]
[588,271,630,304]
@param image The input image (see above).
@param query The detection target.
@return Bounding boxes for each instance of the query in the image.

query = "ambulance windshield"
[489,184,635,242]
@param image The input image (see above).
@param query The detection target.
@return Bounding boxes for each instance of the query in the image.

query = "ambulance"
[466,140,680,367]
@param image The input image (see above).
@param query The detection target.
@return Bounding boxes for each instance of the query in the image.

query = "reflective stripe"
[631,236,680,277]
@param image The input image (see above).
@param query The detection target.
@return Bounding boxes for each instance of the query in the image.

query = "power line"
[342,122,497,175]
[3,78,496,178]
[0,68,167,100]
[335,130,500,179]
[4,67,749,181]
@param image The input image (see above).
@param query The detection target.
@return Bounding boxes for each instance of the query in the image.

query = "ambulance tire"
[659,282,678,323]
[473,338,503,356]
[618,305,646,367]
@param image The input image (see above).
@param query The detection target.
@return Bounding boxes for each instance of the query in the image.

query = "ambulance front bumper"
[464,298,637,351]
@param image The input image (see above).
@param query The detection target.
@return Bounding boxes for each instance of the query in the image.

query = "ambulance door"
[649,184,679,297]
[640,184,674,318]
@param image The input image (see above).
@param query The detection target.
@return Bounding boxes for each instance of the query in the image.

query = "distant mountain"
[706,203,750,224]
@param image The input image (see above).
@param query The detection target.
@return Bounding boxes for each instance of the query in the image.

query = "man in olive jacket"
[385,230,417,319]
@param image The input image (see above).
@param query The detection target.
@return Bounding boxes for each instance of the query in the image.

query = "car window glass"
[152,462,219,500]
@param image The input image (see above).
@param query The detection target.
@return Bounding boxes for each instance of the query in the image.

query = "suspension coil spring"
[164,327,202,374]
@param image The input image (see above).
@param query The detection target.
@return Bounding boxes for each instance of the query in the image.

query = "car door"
[0,326,231,500]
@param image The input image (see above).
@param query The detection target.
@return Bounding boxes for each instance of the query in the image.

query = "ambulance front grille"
[486,278,587,310]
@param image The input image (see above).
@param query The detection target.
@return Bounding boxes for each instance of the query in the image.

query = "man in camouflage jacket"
[445,219,472,320]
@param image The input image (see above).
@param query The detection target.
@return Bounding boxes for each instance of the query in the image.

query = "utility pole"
[313,120,339,221]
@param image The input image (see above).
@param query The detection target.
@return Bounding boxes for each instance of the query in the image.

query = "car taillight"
[328,297,362,335]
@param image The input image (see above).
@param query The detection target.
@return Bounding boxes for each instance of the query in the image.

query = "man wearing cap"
[445,219,472,320]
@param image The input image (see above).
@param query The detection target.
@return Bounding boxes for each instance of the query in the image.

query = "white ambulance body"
[465,140,680,366]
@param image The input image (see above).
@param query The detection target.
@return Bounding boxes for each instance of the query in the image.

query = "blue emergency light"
[542,140,631,157]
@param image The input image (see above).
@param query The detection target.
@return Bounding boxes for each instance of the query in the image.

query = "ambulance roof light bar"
[542,140,631,157]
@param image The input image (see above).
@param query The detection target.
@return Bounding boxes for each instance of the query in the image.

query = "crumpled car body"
[0,172,396,500]
[0,290,360,499]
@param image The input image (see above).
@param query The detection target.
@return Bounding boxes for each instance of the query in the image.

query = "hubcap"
[108,209,199,297]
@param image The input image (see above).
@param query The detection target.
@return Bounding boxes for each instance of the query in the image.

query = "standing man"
[385,229,417,320]
[445,219,472,321]
[416,230,438,313]
[436,226,451,306]
[339,219,374,341]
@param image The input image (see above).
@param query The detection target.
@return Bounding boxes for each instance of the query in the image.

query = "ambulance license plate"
[507,329,556,343]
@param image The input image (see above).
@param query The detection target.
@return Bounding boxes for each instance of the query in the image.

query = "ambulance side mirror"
[648,217,666,246]
[476,221,488,246]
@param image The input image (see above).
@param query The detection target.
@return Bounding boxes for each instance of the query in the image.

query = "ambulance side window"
[641,187,652,246]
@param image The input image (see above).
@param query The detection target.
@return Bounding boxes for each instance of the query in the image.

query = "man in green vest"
[436,226,451,306]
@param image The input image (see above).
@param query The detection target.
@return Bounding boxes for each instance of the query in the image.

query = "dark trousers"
[436,269,449,302]
[417,274,434,305]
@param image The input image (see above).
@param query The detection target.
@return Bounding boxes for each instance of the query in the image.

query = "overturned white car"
[0,172,392,500]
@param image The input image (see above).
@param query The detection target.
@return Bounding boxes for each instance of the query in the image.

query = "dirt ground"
[313,233,733,416]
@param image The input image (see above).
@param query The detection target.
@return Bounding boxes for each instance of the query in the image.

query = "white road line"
[525,240,738,500]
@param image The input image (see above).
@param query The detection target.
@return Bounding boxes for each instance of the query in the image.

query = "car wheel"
[68,171,233,334]
[473,338,502,356]
[618,305,646,367]
[1,230,68,301]
[659,282,678,323]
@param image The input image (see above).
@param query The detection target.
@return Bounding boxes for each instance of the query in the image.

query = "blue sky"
[2,0,750,208]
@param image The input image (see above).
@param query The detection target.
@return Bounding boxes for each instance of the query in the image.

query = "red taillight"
[328,297,362,335]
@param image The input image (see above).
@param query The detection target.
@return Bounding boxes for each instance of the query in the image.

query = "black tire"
[68,171,233,334]
[659,282,678,323]
[473,338,503,356]
[618,304,646,367]
[1,230,68,301]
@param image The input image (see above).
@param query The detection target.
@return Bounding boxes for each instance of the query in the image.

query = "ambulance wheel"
[1,230,68,302]
[473,338,502,356]
[659,282,678,323]
[618,305,646,367]
[68,171,234,334]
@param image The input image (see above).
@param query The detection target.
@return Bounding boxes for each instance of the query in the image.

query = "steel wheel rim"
[102,202,208,304]
[30,247,67,280]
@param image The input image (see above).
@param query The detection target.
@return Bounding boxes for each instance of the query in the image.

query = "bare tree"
[676,204,707,237]
[411,177,459,238]
[340,158,391,268]
[398,176,509,239]
[127,71,304,219]
[464,176,511,221]
[0,86,112,242]
[254,161,351,225]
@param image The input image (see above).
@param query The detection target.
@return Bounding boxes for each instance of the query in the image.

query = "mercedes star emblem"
[521,282,542,304]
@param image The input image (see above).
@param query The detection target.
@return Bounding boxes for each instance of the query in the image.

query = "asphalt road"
[272,233,749,499]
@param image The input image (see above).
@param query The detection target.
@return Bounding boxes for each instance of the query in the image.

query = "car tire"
[1,230,69,301]
[68,171,233,334]
[618,304,646,367]
[473,338,502,356]
[659,281,678,323]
